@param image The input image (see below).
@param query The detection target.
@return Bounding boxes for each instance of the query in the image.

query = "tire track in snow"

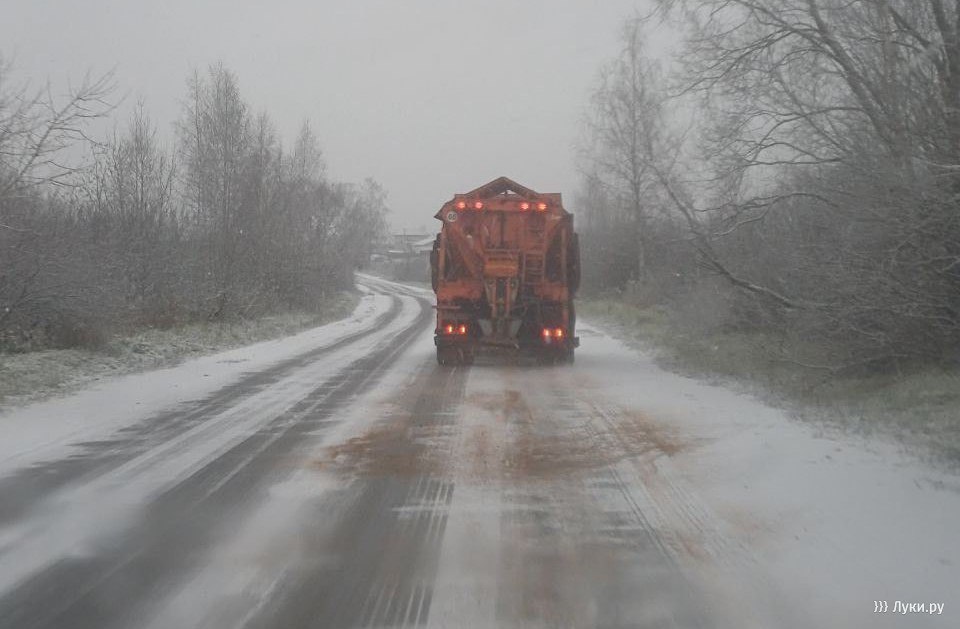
[0,291,404,528]
[240,359,469,629]
[545,366,757,627]
[489,366,713,627]
[0,287,433,629]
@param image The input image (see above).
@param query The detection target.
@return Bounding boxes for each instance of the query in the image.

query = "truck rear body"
[430,177,580,364]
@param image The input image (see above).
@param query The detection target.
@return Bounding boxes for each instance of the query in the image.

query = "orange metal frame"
[430,176,579,355]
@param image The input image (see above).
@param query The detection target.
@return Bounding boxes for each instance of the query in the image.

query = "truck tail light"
[542,328,564,341]
[519,202,530,211]
[473,201,484,210]
[442,323,468,335]
[536,202,547,211]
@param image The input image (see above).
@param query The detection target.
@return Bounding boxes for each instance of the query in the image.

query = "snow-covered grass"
[580,298,960,465]
[0,292,359,410]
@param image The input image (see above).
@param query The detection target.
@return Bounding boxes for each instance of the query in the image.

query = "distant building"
[371,233,434,282]
[383,233,433,258]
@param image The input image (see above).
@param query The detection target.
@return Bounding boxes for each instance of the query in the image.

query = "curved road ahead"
[0,277,955,629]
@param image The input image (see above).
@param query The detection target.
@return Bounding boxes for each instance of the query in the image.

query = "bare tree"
[0,58,114,345]
[85,105,177,322]
[579,2,960,367]
[581,19,665,280]
[176,64,253,318]
[581,18,800,308]
[0,56,113,204]
[2,58,388,351]
[660,0,960,362]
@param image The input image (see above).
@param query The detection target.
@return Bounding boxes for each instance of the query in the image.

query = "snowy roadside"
[0,288,393,478]
[574,320,958,627]
[0,291,358,411]
[579,300,960,467]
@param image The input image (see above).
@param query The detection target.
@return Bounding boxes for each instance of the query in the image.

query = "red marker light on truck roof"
[473,201,484,210]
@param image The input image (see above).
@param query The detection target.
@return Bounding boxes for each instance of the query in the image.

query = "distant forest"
[578,1,960,373]
[0,60,387,351]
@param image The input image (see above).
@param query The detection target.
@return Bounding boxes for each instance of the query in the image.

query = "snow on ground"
[0,293,360,410]
[0,287,387,478]
[1,273,955,627]
[0,288,430,594]
[571,322,958,627]
[140,318,440,629]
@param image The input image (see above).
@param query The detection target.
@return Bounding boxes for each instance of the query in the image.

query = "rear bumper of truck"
[434,334,578,365]
[434,335,578,349]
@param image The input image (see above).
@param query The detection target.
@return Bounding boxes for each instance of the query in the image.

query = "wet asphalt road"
[0,278,719,629]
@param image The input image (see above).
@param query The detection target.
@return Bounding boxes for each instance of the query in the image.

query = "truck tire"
[438,347,473,366]
[535,351,555,366]
[430,237,441,292]
[437,347,453,366]
[568,233,581,295]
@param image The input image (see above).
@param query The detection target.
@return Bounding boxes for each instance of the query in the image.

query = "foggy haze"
[3,2,959,626]
[3,0,646,231]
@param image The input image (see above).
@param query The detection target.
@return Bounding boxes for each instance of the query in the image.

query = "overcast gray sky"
[4,0,650,232]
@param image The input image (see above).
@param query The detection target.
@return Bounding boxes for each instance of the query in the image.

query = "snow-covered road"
[0,276,956,628]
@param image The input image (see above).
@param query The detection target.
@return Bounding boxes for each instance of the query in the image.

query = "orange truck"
[430,177,580,365]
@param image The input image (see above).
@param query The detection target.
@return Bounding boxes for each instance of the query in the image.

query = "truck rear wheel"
[536,351,556,366]
[437,347,473,366]
[535,347,573,365]
[437,347,453,366]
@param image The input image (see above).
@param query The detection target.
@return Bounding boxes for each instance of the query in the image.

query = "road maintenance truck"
[430,177,580,365]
